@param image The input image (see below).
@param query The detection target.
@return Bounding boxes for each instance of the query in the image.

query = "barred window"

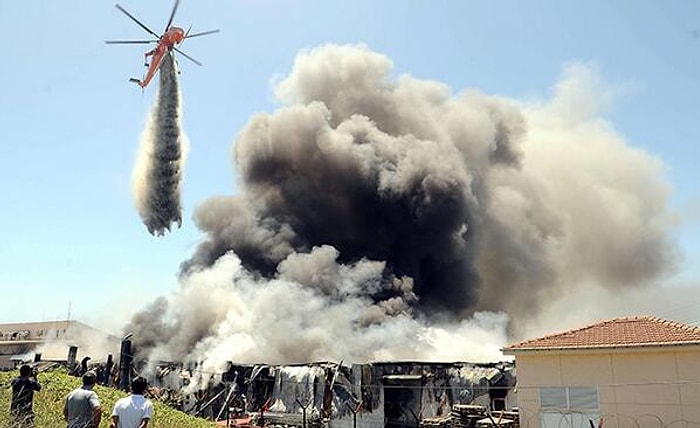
[539,386,599,428]
[539,386,598,411]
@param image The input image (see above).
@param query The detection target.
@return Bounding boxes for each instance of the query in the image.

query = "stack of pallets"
[451,404,487,428]
[419,416,452,428]
[250,412,324,428]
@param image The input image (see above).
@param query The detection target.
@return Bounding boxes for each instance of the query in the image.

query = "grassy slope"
[0,369,216,428]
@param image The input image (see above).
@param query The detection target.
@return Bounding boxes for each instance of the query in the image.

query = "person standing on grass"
[10,364,42,428]
[110,376,154,428]
[64,370,102,428]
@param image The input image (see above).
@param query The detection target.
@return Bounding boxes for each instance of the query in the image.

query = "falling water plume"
[132,52,187,236]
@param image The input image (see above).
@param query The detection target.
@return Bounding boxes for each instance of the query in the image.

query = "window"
[539,386,599,428]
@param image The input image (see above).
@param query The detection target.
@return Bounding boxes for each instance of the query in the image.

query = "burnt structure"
[151,360,516,428]
[118,339,133,390]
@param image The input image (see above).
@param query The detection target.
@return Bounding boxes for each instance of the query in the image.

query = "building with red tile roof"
[502,316,700,428]
[504,316,700,352]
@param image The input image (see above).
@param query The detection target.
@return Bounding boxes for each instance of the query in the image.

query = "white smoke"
[156,249,509,376]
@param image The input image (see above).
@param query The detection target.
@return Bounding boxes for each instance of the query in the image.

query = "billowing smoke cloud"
[126,44,677,371]
[132,53,187,236]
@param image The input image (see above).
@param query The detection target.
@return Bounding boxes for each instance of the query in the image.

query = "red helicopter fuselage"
[138,26,186,88]
[162,26,186,46]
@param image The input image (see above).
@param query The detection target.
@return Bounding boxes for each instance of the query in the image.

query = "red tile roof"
[503,316,700,352]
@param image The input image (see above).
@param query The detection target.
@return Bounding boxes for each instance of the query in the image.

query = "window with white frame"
[539,386,599,428]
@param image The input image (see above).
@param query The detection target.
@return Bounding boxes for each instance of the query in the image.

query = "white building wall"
[513,346,700,428]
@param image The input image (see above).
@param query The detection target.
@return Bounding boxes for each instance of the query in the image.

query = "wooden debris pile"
[420,404,520,428]
[250,411,324,428]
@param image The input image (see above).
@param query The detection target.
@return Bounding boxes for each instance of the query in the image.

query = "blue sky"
[1,1,698,328]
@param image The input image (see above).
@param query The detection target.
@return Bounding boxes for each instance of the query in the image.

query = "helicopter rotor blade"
[173,47,203,66]
[114,4,161,39]
[184,29,220,39]
[105,40,158,44]
[164,0,181,32]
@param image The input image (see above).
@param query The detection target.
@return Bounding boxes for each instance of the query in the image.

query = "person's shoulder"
[113,396,128,406]
[144,399,155,415]
[112,396,129,410]
[134,395,154,406]
[69,386,86,397]
[89,390,101,406]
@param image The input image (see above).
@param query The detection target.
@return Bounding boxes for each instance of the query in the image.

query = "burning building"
[122,42,676,426]
[148,360,516,428]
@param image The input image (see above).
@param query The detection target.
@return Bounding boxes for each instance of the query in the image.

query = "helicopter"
[105,0,219,89]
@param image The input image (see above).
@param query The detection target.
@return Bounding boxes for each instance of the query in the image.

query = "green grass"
[1,368,216,428]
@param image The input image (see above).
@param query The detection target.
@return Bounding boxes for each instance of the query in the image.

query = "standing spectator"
[110,376,154,428]
[10,364,42,428]
[64,370,102,428]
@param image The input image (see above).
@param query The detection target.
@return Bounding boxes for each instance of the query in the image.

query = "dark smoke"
[132,52,186,236]
[126,45,677,370]
[186,108,486,314]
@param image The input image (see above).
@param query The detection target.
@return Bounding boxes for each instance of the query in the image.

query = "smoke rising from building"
[126,44,677,372]
[132,53,187,236]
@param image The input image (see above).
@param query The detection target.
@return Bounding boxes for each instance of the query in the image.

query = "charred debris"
[11,339,517,428]
[144,359,517,428]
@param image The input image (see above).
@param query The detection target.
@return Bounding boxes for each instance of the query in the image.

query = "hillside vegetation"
[0,368,216,428]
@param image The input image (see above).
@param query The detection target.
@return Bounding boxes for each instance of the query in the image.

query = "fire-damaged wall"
[152,360,515,427]
[337,362,516,428]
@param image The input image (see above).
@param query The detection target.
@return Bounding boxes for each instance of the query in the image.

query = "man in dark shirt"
[10,364,42,427]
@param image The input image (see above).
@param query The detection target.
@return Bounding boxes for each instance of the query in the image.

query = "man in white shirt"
[110,376,154,428]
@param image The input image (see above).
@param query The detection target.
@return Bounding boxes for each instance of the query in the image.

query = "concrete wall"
[0,321,72,341]
[514,346,700,428]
